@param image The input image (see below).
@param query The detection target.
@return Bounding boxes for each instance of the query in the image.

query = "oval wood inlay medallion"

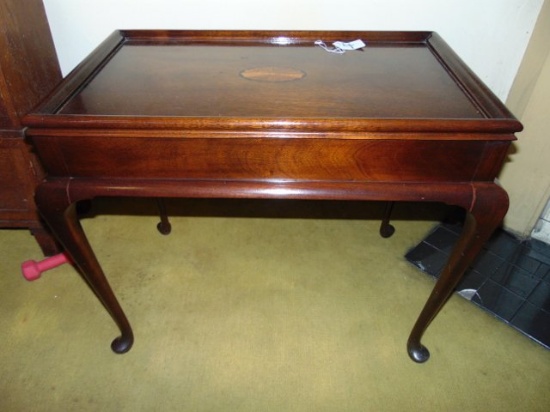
[240,66,306,82]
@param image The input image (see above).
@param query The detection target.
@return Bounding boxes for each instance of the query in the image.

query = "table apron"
[31,136,510,183]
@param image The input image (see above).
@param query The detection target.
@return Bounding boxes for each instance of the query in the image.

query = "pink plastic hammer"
[21,253,70,281]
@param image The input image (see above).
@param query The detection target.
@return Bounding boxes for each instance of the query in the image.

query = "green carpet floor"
[1,199,548,411]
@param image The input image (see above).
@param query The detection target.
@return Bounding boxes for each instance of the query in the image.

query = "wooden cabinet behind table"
[0,0,62,255]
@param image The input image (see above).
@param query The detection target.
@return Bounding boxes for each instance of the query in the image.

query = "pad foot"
[111,334,134,354]
[407,340,430,363]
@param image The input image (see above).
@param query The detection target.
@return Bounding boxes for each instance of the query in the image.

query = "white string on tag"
[314,40,345,54]
[315,39,366,54]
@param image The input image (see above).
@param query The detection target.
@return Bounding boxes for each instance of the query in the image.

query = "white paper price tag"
[333,39,366,51]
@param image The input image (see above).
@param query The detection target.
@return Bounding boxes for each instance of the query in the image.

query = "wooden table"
[23,30,522,362]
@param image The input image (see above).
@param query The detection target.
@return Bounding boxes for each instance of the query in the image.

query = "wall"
[502,0,550,237]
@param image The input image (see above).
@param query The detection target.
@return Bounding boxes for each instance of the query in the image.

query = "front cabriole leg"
[35,180,134,354]
[407,183,509,363]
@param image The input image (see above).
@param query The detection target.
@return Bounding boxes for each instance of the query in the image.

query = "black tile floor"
[406,220,550,350]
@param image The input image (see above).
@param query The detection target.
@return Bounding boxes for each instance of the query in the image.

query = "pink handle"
[21,253,70,281]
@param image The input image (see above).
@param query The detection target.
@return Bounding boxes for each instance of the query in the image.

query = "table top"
[25,30,522,135]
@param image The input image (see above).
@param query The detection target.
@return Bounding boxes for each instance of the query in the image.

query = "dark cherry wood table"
[23,30,522,362]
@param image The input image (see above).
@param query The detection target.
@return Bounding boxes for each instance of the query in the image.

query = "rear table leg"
[379,201,395,238]
[156,199,172,235]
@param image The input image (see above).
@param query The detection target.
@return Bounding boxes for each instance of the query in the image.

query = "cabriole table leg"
[379,201,396,238]
[35,182,134,354]
[407,183,509,363]
[156,198,172,235]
